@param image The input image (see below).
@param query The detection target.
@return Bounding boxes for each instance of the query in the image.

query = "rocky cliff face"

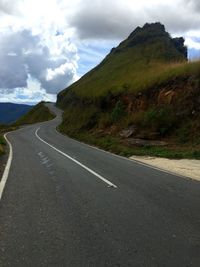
[172,37,187,58]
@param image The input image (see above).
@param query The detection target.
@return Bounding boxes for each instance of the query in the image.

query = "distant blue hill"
[0,103,33,124]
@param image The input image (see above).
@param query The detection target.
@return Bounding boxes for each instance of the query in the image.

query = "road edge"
[48,104,198,183]
[55,126,196,182]
[0,133,13,200]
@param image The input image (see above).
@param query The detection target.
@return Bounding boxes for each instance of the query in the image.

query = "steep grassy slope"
[58,23,187,103]
[16,102,55,125]
[57,23,200,159]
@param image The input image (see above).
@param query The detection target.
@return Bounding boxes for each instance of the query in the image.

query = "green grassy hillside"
[57,23,200,159]
[15,102,55,125]
[58,23,187,103]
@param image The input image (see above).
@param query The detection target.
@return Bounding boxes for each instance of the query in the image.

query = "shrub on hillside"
[142,106,176,136]
[111,101,126,123]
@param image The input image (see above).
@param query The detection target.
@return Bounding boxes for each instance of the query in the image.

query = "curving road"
[0,103,200,267]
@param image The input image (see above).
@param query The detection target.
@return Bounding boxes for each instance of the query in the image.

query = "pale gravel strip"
[130,156,200,182]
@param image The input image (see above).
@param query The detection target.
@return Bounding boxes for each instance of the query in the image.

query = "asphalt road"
[0,103,200,267]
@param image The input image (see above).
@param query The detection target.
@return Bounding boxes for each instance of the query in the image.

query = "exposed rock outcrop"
[127,138,168,147]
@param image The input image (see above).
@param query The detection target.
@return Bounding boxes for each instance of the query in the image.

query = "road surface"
[0,104,200,267]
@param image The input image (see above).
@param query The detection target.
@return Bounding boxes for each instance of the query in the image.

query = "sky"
[0,0,200,104]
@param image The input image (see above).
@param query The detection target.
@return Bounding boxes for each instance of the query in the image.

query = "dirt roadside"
[130,156,200,181]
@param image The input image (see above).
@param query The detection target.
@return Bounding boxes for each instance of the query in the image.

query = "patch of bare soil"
[130,156,200,181]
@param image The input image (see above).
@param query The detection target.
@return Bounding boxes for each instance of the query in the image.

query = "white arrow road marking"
[35,128,117,189]
[0,133,13,200]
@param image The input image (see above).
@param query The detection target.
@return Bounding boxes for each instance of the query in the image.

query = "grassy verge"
[0,135,6,156]
[0,125,19,157]
[57,127,200,159]
[58,129,200,160]
[57,103,200,160]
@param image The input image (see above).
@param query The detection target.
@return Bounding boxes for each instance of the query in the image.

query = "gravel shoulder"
[130,156,200,181]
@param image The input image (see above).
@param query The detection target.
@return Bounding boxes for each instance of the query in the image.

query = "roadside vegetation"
[75,133,200,159]
[57,23,200,159]
[0,125,17,157]
[58,111,200,160]
[0,134,6,156]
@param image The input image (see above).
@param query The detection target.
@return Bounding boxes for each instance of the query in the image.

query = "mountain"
[57,22,187,105]
[15,102,55,125]
[0,103,32,124]
[56,22,200,159]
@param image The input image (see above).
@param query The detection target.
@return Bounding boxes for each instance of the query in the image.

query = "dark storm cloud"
[145,3,200,34]
[185,0,200,11]
[0,30,37,89]
[70,0,200,40]
[0,30,77,94]
[41,71,75,93]
[0,55,27,88]
[70,0,142,39]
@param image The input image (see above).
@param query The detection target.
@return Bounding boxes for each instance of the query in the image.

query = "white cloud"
[46,62,78,81]
[0,76,56,104]
[0,29,79,94]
